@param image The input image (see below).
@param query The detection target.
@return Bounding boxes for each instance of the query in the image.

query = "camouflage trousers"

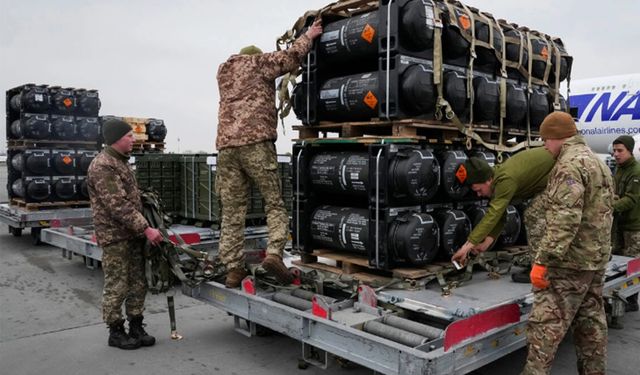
[102,238,147,326]
[612,230,640,258]
[216,141,289,271]
[522,268,607,375]
[522,192,547,264]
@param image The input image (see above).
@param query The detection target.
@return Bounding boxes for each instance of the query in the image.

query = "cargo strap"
[458,2,476,127]
[527,31,553,87]
[141,190,211,294]
[436,260,474,295]
[434,2,539,153]
[275,1,380,128]
[500,21,529,80]
[475,251,515,278]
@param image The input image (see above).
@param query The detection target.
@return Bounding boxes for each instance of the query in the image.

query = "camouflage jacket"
[87,147,149,247]
[535,135,614,270]
[215,34,312,150]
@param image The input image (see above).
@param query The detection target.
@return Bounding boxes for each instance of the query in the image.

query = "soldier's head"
[102,119,134,154]
[463,157,494,197]
[539,111,577,157]
[612,135,634,165]
[239,45,263,55]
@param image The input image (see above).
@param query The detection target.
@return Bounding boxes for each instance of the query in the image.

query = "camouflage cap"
[539,111,577,140]
[239,45,263,55]
[463,157,494,185]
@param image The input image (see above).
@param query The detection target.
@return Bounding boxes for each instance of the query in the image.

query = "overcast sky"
[1,0,638,154]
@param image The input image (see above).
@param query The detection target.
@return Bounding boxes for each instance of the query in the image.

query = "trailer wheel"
[31,228,42,245]
[297,359,309,370]
[9,227,22,237]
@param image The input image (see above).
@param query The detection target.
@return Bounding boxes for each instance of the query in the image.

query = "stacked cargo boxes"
[101,116,167,153]
[5,84,101,207]
[290,0,567,270]
[292,0,571,133]
[133,153,292,226]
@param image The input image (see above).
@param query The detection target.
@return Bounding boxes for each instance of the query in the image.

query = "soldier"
[215,20,323,288]
[611,135,640,312]
[87,119,163,350]
[521,111,614,375]
[451,147,555,283]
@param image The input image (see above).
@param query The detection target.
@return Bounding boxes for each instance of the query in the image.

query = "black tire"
[9,226,22,237]
[31,228,42,246]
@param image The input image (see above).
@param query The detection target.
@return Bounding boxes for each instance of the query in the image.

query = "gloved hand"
[530,264,549,289]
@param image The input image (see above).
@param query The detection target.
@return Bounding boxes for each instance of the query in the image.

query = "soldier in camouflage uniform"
[522,111,614,375]
[87,119,163,350]
[215,19,323,288]
[610,135,640,312]
[451,148,555,283]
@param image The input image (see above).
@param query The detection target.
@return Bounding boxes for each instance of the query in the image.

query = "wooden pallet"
[7,139,99,149]
[293,246,531,285]
[10,198,90,210]
[294,119,502,145]
[132,141,165,153]
[292,249,453,283]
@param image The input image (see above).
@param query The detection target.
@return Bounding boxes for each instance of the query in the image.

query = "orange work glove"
[530,264,550,289]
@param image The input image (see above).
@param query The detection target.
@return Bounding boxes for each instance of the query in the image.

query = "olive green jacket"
[613,157,640,231]
[468,147,556,245]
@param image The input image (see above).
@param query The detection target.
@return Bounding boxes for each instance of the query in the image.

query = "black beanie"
[102,119,132,145]
[613,135,635,152]
[463,157,494,185]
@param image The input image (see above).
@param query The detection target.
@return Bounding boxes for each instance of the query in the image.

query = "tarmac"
[1,164,639,375]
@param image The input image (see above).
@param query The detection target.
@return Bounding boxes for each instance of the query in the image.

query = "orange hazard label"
[363,91,378,110]
[361,24,376,44]
[540,46,549,60]
[455,164,467,184]
[135,125,144,133]
[63,98,73,108]
[62,156,73,165]
[458,15,471,30]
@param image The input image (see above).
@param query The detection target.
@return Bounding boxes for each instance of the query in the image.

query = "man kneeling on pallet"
[87,119,163,350]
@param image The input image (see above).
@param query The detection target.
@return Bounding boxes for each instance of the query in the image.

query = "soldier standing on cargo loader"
[521,111,614,375]
[611,135,640,312]
[215,19,323,288]
[451,147,556,283]
[87,119,163,350]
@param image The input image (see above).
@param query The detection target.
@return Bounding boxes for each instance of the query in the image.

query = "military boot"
[128,316,156,347]
[225,268,248,288]
[261,254,293,285]
[108,319,141,350]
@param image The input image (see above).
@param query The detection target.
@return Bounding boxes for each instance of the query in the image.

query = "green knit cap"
[463,157,494,185]
[239,45,263,55]
[102,119,132,145]
[613,135,635,152]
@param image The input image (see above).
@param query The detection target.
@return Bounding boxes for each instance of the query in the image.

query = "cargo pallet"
[132,141,165,153]
[0,202,92,245]
[294,119,539,146]
[182,255,640,375]
[40,224,271,269]
[6,139,99,150]
[10,198,90,210]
